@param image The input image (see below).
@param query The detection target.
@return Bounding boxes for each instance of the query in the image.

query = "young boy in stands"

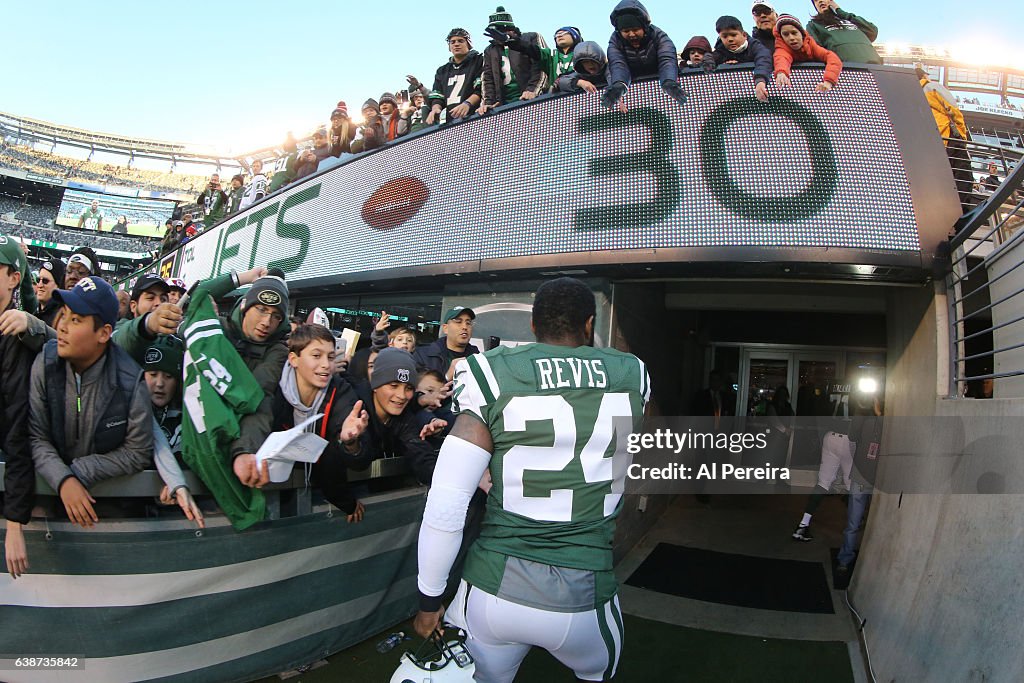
[705,15,773,102]
[346,348,442,486]
[143,334,203,528]
[679,35,712,69]
[1,233,43,578]
[773,14,842,92]
[272,324,371,523]
[112,272,183,365]
[555,41,609,94]
[604,0,687,111]
[29,275,154,528]
[369,311,418,353]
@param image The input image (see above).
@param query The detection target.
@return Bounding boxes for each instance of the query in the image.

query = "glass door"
[740,352,792,417]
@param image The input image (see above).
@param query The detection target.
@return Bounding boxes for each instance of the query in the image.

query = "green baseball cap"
[0,233,26,275]
[443,306,476,323]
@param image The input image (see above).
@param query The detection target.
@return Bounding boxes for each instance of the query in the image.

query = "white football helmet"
[389,627,476,683]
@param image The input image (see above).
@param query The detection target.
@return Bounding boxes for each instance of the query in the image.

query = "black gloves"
[602,82,628,109]
[483,26,521,50]
[702,53,717,73]
[661,79,688,106]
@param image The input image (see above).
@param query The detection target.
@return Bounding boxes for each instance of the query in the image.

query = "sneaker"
[792,525,813,542]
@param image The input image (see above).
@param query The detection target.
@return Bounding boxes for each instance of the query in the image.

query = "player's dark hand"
[413,609,445,639]
[601,82,627,110]
[661,79,689,106]
[702,53,717,73]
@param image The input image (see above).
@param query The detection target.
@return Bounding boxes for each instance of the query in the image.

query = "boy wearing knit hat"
[478,6,549,114]
[188,266,291,489]
[427,28,484,125]
[347,347,443,485]
[773,14,843,92]
[227,174,246,214]
[378,92,410,141]
[604,0,687,111]
[706,15,773,102]
[353,99,386,153]
[143,333,204,528]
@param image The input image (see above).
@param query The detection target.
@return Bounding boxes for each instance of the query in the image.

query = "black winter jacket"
[0,301,39,525]
[412,336,480,378]
[751,25,775,52]
[606,0,678,86]
[272,374,371,513]
[709,35,773,85]
[353,382,440,486]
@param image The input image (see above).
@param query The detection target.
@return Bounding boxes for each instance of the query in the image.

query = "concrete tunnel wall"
[852,283,1024,682]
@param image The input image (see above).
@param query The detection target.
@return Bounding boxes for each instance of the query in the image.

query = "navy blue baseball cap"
[52,276,119,327]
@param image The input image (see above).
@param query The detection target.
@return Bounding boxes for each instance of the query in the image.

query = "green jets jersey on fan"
[455,343,650,610]
[79,207,103,230]
[180,294,267,530]
[500,49,522,102]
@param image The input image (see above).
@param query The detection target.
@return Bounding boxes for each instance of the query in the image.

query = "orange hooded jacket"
[773,21,843,85]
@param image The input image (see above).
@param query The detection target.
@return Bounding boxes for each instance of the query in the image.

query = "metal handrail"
[946,151,1024,395]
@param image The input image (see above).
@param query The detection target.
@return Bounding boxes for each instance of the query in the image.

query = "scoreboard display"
[133,66,956,290]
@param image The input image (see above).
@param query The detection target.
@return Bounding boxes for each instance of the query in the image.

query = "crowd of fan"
[0,142,208,195]
[177,0,883,224]
[0,235,484,577]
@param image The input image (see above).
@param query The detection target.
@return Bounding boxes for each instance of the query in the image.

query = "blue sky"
[4,1,1019,153]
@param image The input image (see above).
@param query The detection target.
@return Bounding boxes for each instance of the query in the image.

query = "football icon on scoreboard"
[361,176,430,230]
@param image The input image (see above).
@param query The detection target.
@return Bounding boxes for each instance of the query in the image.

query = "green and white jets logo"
[257,290,282,306]
[145,348,164,365]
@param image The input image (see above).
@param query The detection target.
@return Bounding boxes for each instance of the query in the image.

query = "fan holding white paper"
[254,414,328,483]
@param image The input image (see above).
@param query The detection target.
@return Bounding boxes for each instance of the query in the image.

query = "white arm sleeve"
[417,434,491,601]
[152,416,187,495]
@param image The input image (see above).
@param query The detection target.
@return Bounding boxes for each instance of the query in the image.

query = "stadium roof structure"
[0,111,238,167]
[0,110,312,170]
[876,44,1024,102]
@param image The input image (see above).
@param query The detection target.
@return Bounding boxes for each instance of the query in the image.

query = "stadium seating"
[0,220,159,254]
[0,144,207,194]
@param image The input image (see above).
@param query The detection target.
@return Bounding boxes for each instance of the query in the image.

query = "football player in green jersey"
[77,199,104,231]
[414,277,650,682]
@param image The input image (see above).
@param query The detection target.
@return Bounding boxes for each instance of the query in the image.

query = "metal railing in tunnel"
[946,148,1024,397]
